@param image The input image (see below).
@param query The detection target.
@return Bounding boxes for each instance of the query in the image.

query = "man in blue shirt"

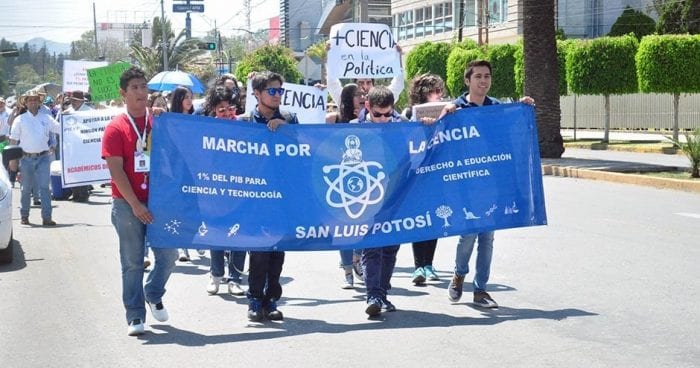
[441,60,533,309]
[238,71,298,322]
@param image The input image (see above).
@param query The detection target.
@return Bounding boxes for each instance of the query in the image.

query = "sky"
[0,0,278,44]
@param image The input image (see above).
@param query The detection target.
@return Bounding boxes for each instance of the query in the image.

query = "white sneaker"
[127,319,145,336]
[207,275,221,295]
[147,301,169,322]
[341,272,354,289]
[227,281,245,296]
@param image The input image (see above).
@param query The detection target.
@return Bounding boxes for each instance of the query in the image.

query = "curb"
[563,143,683,155]
[541,165,700,193]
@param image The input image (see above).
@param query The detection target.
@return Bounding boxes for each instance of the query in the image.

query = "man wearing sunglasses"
[238,71,298,322]
[348,86,405,316]
[239,71,299,131]
[351,85,404,124]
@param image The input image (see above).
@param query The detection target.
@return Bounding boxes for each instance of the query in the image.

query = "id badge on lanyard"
[127,112,151,174]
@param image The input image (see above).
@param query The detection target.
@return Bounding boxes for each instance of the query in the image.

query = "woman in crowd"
[325,83,366,288]
[204,86,246,296]
[403,73,447,284]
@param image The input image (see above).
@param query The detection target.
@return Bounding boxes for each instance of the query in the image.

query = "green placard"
[86,62,131,102]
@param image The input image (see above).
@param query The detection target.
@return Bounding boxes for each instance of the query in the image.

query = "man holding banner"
[353,86,407,317]
[102,66,177,336]
[442,60,535,309]
[238,71,299,322]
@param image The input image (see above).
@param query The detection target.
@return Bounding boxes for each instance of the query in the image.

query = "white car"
[0,149,18,264]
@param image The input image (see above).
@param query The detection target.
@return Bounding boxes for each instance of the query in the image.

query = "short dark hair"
[464,60,492,80]
[204,86,235,117]
[409,73,445,106]
[251,71,284,91]
[120,66,146,90]
[366,86,394,108]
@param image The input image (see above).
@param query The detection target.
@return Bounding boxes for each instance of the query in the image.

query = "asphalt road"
[1,178,699,367]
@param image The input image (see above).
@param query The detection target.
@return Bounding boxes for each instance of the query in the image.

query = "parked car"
[0,146,22,264]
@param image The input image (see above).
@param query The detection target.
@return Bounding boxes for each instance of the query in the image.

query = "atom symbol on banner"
[323,135,386,219]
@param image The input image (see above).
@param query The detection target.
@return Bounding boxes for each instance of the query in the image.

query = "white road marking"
[674,213,700,219]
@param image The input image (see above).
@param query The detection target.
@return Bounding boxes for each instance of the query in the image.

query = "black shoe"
[248,299,263,322]
[42,218,57,226]
[21,217,29,225]
[264,300,283,320]
[33,200,41,206]
[365,297,382,316]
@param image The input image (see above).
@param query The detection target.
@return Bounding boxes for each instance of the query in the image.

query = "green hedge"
[566,35,639,95]
[404,41,453,82]
[637,34,700,93]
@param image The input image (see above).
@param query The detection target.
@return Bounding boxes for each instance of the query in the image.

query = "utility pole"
[160,0,169,71]
[93,2,99,59]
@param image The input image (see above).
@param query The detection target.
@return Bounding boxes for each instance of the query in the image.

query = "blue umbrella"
[147,71,205,93]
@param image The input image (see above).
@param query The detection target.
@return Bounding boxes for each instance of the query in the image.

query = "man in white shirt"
[65,90,93,113]
[10,90,62,226]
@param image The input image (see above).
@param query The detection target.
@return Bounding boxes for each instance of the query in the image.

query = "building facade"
[390,0,656,51]
[279,0,326,54]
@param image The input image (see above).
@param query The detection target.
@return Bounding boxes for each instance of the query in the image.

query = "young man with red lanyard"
[102,66,177,336]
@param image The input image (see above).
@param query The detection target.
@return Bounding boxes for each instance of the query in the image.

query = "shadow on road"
[0,239,27,273]
[142,306,597,346]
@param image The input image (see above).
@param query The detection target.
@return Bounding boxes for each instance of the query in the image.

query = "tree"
[567,35,639,143]
[234,44,303,86]
[522,0,564,158]
[305,40,328,83]
[70,31,99,61]
[486,43,518,100]
[515,40,569,98]
[129,17,206,79]
[14,64,41,94]
[404,42,453,82]
[609,6,656,39]
[657,0,700,34]
[636,34,700,141]
[445,48,485,97]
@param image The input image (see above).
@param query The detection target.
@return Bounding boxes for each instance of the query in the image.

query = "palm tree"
[129,17,207,79]
[522,0,565,158]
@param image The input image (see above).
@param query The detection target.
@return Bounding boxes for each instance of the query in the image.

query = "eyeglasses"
[217,106,237,113]
[371,111,393,118]
[266,88,285,96]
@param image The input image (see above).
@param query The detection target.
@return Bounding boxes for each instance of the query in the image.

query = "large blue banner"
[146,104,546,250]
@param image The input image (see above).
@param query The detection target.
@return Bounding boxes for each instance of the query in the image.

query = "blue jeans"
[339,248,361,267]
[19,154,51,219]
[454,231,494,293]
[111,199,177,324]
[210,250,246,283]
[362,245,399,300]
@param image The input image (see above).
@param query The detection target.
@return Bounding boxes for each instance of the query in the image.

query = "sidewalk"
[541,130,699,193]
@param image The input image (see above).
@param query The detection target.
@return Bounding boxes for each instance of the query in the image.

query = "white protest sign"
[63,60,108,93]
[412,101,450,121]
[245,80,328,124]
[327,23,401,80]
[60,108,121,187]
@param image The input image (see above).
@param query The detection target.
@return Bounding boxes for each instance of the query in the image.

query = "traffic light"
[206,42,216,50]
